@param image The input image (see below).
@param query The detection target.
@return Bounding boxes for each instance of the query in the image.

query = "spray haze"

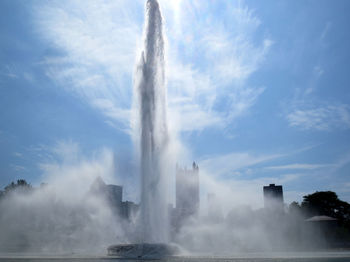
[0,143,127,254]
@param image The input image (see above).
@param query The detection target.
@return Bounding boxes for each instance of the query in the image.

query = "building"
[89,177,123,214]
[175,162,200,222]
[106,184,123,213]
[263,183,284,211]
[89,177,130,218]
[122,201,139,221]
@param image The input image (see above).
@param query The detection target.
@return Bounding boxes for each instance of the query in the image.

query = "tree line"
[289,191,350,229]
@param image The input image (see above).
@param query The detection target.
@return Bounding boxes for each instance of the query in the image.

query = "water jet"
[108,0,173,257]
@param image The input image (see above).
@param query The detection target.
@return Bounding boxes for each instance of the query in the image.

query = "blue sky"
[1,0,350,208]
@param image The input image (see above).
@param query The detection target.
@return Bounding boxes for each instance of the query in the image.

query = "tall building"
[122,201,138,221]
[176,162,200,221]
[263,183,284,211]
[106,184,123,213]
[89,177,139,221]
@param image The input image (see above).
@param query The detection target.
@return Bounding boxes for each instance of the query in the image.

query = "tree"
[301,191,350,224]
[3,179,32,196]
[289,201,302,215]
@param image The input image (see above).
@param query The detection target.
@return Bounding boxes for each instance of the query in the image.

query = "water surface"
[1,252,350,262]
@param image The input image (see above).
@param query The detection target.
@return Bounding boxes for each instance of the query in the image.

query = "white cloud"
[199,152,283,178]
[265,163,333,170]
[36,0,142,129]
[287,104,350,131]
[168,104,223,133]
[35,0,271,134]
[227,86,265,120]
[164,1,272,133]
[92,98,131,132]
[10,164,27,172]
[1,64,19,79]
[13,152,23,158]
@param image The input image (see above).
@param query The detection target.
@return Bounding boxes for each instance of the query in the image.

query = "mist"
[0,143,135,254]
[0,143,340,255]
[174,206,316,254]
[169,171,330,255]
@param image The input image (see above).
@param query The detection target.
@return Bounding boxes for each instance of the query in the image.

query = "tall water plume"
[134,0,169,243]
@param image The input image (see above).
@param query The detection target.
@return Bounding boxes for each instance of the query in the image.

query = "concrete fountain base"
[107,243,180,259]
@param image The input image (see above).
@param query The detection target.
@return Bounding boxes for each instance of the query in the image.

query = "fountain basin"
[107,243,179,259]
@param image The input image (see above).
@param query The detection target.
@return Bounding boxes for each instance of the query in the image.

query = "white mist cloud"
[198,168,302,212]
[0,141,131,254]
[39,141,117,199]
[194,151,286,213]
[174,171,314,254]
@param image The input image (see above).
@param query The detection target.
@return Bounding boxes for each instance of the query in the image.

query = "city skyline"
[1,0,350,210]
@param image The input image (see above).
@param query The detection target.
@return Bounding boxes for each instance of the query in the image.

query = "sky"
[1,0,350,208]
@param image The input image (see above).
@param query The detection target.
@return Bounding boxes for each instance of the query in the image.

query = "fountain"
[137,0,169,244]
[107,0,178,258]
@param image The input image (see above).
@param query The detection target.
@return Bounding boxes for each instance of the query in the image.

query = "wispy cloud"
[330,152,350,173]
[265,163,334,171]
[165,1,272,132]
[283,17,350,133]
[10,164,27,172]
[287,104,350,131]
[1,64,19,79]
[199,152,283,178]
[313,66,324,78]
[35,0,142,131]
[13,152,23,158]
[321,21,332,40]
[92,98,131,131]
[35,0,271,134]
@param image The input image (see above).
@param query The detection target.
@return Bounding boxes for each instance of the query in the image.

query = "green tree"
[3,179,32,195]
[301,191,350,224]
[289,201,302,215]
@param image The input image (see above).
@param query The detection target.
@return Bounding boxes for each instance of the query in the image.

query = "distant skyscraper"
[89,177,139,221]
[122,201,138,220]
[263,183,284,211]
[176,162,200,221]
[106,184,123,212]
